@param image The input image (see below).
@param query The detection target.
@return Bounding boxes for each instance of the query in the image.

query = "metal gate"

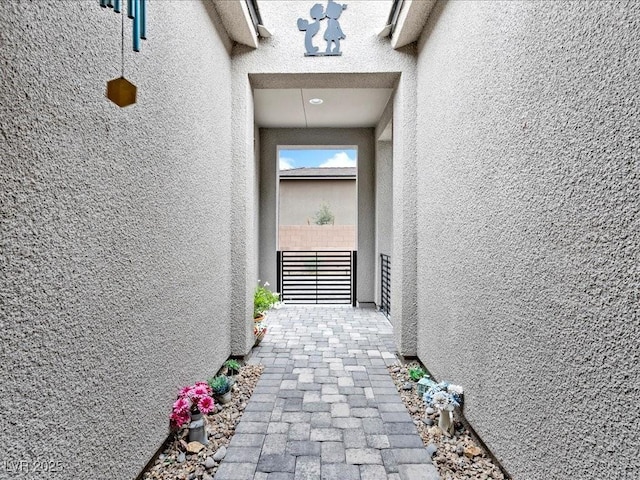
[277,251,357,306]
[380,253,391,318]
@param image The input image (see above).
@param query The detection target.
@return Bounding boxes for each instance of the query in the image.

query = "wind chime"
[100,0,147,107]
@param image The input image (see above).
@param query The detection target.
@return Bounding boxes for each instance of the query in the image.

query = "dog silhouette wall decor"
[297,0,347,56]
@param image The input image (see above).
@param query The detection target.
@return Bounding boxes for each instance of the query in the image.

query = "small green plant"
[254,281,280,318]
[314,202,335,225]
[409,366,427,381]
[224,359,241,375]
[207,375,231,395]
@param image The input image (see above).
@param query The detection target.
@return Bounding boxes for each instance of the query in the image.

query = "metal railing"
[380,253,391,318]
[277,251,357,306]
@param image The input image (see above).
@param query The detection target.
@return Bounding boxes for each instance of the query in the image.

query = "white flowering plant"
[254,281,280,318]
[423,382,464,412]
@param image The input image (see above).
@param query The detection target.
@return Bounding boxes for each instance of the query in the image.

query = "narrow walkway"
[214,306,439,480]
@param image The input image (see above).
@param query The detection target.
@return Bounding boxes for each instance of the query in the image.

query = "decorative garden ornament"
[417,376,436,397]
[423,382,464,436]
[188,411,208,445]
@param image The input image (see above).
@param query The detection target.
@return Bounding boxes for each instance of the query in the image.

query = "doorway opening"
[276,146,357,304]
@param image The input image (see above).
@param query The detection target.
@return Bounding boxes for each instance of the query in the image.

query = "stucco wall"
[279,178,357,226]
[374,140,393,306]
[0,1,233,478]
[230,74,258,356]
[415,1,639,478]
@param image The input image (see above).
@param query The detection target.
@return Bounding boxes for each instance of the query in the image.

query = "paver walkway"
[214,305,439,480]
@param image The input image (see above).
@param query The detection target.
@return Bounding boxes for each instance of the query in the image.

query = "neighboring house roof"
[280,167,356,179]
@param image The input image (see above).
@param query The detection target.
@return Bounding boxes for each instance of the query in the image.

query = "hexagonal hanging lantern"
[106,76,137,108]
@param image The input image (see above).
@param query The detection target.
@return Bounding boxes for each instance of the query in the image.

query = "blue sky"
[279,149,357,170]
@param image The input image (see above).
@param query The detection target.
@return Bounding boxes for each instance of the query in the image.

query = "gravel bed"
[388,364,507,480]
[142,364,265,480]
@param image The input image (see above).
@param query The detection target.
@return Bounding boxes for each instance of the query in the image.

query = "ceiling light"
[309,98,324,105]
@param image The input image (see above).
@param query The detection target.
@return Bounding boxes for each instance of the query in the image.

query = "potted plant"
[254,281,280,321]
[208,375,232,404]
[170,382,215,445]
[224,359,241,377]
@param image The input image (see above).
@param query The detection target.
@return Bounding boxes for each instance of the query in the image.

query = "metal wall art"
[100,0,147,107]
[297,0,347,57]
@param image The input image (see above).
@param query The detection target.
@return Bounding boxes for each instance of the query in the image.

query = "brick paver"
[214,305,439,480]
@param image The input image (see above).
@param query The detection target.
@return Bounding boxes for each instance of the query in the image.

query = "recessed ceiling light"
[309,98,324,105]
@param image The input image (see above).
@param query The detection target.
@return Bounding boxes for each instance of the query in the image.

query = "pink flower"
[178,385,192,397]
[198,395,214,414]
[170,381,214,428]
[172,397,191,414]
[170,410,190,428]
[192,385,209,397]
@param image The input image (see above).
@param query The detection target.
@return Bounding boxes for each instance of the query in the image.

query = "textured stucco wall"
[230,74,257,356]
[259,129,376,303]
[391,76,418,356]
[0,1,233,478]
[279,178,357,226]
[415,1,640,478]
[374,140,393,306]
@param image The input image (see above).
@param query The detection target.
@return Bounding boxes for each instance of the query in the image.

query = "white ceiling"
[253,88,393,128]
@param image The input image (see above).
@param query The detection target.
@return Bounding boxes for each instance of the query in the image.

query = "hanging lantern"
[106,77,137,108]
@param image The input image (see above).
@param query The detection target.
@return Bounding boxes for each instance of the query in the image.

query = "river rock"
[212,446,227,462]
[187,441,204,453]
[465,446,483,458]
[426,443,438,457]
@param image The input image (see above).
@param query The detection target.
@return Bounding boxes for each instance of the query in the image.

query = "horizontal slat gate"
[278,251,356,305]
[380,253,391,318]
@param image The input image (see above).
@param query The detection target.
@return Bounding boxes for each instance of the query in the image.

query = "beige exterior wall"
[279,225,356,251]
[0,2,234,478]
[279,178,357,226]
[414,1,640,478]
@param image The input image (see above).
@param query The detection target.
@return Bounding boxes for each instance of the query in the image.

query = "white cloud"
[279,157,295,170]
[319,151,356,168]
